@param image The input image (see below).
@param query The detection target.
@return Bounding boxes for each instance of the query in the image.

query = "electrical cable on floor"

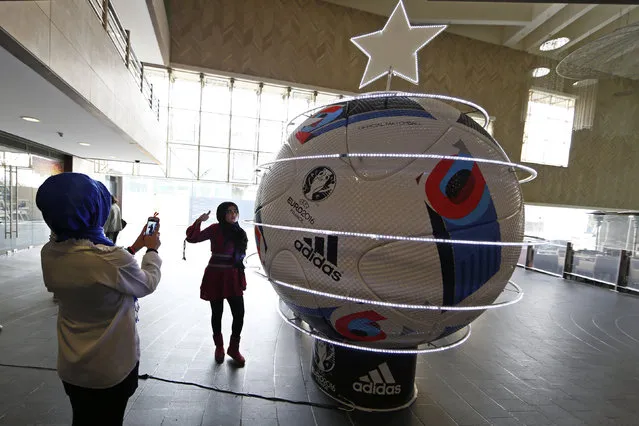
[0,362,352,412]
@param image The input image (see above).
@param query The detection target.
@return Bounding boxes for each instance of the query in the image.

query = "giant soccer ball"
[254,93,524,348]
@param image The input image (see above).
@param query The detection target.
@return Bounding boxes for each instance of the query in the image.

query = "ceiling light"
[78,142,91,147]
[540,37,570,51]
[110,156,117,159]
[531,67,550,78]
[21,116,40,123]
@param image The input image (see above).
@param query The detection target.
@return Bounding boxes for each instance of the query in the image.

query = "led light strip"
[288,91,491,134]
[256,152,537,184]
[247,220,540,247]
[277,299,472,355]
[258,270,523,311]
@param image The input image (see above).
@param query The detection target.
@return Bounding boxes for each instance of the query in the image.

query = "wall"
[168,0,639,210]
[0,0,165,163]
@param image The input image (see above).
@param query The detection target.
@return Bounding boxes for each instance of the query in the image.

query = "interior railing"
[86,0,160,120]
[518,236,639,296]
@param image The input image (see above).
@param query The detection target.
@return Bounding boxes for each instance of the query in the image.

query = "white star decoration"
[350,0,447,89]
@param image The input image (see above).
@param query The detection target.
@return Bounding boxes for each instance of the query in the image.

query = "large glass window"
[232,81,260,118]
[230,117,257,151]
[230,151,257,182]
[258,119,284,153]
[200,113,230,148]
[170,71,201,110]
[168,144,198,179]
[169,109,199,144]
[199,147,229,181]
[288,90,314,123]
[521,88,576,167]
[121,67,345,183]
[260,86,288,121]
[202,77,231,114]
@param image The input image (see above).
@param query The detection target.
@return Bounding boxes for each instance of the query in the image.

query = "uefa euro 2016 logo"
[303,166,337,201]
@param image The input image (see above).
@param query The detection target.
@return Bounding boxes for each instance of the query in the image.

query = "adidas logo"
[294,235,342,281]
[352,362,402,396]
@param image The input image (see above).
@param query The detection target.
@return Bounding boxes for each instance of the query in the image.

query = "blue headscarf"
[36,172,115,246]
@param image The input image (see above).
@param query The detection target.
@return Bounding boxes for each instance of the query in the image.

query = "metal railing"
[518,237,639,296]
[86,0,160,120]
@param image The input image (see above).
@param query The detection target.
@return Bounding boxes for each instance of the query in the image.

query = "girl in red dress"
[186,202,248,366]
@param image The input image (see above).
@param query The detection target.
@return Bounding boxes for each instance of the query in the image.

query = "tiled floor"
[1,247,639,425]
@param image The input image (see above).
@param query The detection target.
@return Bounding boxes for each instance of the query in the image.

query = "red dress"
[186,221,247,301]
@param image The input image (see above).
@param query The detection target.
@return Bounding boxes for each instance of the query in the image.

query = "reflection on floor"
[1,247,639,425]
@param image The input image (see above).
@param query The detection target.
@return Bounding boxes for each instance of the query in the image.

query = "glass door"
[0,165,18,253]
[1,150,63,253]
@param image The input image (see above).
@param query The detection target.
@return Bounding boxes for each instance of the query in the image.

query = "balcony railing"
[86,0,160,120]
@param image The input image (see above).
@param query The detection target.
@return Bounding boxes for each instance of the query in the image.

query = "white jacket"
[40,239,161,388]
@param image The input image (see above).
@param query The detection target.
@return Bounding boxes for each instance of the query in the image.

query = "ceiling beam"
[322,0,535,26]
[517,4,596,51]
[561,7,639,57]
[446,25,504,46]
[502,4,565,48]
[553,5,638,53]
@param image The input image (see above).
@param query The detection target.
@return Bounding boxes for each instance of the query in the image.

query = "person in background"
[185,202,248,366]
[36,172,162,426]
[104,195,123,244]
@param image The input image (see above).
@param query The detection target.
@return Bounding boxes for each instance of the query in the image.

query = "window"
[260,86,288,121]
[521,88,576,167]
[230,151,256,183]
[258,119,284,153]
[169,108,199,144]
[170,71,201,110]
[288,90,314,123]
[200,112,230,148]
[315,92,342,109]
[232,81,259,118]
[202,78,230,114]
[168,144,198,179]
[230,117,257,150]
[199,147,229,181]
[101,67,346,183]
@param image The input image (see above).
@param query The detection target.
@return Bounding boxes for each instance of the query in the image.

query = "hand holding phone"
[130,213,161,252]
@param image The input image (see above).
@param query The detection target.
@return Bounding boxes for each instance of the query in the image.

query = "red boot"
[227,334,245,367]
[213,333,225,364]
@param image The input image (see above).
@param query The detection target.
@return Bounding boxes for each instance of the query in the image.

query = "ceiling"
[110,0,166,65]
[0,45,157,164]
[322,1,639,63]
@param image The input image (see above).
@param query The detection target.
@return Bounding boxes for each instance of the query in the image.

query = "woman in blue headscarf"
[36,172,162,426]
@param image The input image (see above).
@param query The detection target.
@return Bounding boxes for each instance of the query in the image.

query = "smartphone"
[144,217,159,236]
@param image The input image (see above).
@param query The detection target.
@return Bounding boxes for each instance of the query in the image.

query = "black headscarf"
[216,202,248,268]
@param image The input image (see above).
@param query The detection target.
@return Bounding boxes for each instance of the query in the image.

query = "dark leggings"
[210,296,244,336]
[63,362,138,426]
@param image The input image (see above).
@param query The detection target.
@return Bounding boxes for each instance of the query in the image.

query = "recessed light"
[21,116,40,123]
[532,67,550,78]
[78,142,91,147]
[540,37,570,51]
[110,156,117,159]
